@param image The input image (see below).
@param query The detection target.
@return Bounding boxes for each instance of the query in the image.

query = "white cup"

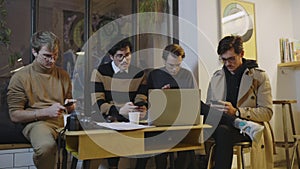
[200,115,204,125]
[63,114,71,127]
[129,112,140,124]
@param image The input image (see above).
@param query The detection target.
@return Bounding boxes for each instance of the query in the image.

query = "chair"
[273,100,300,169]
[207,141,252,169]
[291,135,300,169]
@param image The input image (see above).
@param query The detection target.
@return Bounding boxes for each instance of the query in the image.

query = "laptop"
[148,89,201,126]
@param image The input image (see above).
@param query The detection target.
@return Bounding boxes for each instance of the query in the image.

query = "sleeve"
[206,81,213,104]
[134,71,148,107]
[7,74,27,114]
[63,71,73,100]
[90,69,113,116]
[186,70,195,88]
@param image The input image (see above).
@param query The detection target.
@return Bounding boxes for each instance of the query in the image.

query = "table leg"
[282,104,291,169]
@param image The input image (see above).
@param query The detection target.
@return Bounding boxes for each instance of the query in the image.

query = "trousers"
[23,121,59,169]
[212,124,251,169]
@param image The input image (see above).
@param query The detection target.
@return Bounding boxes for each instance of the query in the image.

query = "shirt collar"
[111,61,128,73]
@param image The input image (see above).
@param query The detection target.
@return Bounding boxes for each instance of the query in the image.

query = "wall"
[179,0,300,165]
[179,0,220,101]
[291,0,300,111]
[0,148,35,169]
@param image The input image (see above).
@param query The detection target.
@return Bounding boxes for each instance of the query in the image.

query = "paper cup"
[129,112,140,124]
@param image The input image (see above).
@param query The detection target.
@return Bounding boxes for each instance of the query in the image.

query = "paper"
[96,122,153,131]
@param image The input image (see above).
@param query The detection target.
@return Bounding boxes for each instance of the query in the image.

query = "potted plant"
[0,0,22,77]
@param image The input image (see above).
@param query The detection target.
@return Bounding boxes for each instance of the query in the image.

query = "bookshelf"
[279,37,300,67]
[278,61,300,68]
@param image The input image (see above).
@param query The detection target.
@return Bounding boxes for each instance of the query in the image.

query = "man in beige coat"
[206,35,273,169]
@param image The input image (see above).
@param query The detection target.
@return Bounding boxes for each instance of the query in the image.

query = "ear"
[163,59,167,66]
[240,50,244,58]
[32,48,38,57]
[109,54,114,60]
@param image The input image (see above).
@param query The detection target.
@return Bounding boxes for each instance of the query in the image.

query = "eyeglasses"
[39,52,58,61]
[219,56,236,63]
[166,62,181,69]
[115,52,131,61]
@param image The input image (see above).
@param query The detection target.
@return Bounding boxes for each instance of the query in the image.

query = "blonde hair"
[31,31,59,53]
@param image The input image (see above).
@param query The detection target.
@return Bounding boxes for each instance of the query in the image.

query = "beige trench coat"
[206,67,274,169]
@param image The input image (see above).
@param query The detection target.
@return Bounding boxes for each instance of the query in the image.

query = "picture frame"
[219,0,257,60]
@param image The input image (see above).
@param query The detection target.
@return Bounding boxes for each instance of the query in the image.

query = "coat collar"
[213,68,254,104]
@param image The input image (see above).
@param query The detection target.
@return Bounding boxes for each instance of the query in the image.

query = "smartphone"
[64,99,77,107]
[134,102,145,107]
[211,100,221,105]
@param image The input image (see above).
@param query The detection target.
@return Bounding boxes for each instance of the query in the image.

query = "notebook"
[148,89,201,126]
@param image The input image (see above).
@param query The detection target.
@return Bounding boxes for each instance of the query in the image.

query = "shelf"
[278,61,300,67]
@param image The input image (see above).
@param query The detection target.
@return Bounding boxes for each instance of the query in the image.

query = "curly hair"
[217,35,243,55]
[108,38,132,56]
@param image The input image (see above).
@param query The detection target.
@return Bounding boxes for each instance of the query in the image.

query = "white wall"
[179,0,300,164]
[179,0,220,100]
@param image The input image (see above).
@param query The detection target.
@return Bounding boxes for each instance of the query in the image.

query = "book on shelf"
[279,38,300,63]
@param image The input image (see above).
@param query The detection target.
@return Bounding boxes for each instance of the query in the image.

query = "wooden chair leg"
[207,144,216,169]
[236,146,242,169]
[169,152,175,169]
[70,157,78,169]
[290,138,299,169]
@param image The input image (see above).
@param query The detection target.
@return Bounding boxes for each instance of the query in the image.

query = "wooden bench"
[0,143,32,150]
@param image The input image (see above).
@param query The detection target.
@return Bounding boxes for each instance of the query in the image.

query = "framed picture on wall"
[219,0,257,60]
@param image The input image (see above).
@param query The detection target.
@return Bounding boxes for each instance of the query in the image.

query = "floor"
[273,162,299,169]
[72,155,300,169]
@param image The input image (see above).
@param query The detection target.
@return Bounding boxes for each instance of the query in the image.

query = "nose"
[49,57,55,62]
[224,60,231,66]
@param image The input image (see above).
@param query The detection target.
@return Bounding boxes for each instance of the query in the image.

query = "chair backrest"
[0,78,29,144]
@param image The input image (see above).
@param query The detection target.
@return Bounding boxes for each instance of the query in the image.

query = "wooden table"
[64,124,211,169]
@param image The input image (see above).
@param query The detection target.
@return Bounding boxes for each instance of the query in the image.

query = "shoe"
[236,119,264,143]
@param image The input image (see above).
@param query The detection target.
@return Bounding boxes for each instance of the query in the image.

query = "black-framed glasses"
[115,52,131,61]
[219,56,236,63]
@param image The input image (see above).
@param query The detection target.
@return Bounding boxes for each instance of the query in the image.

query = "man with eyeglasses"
[90,38,148,169]
[206,35,274,169]
[7,31,75,169]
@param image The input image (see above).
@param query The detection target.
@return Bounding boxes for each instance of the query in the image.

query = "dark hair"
[162,44,185,60]
[108,38,132,56]
[31,31,59,53]
[217,35,243,55]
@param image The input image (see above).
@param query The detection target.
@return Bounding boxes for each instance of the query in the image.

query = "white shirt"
[111,61,128,74]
